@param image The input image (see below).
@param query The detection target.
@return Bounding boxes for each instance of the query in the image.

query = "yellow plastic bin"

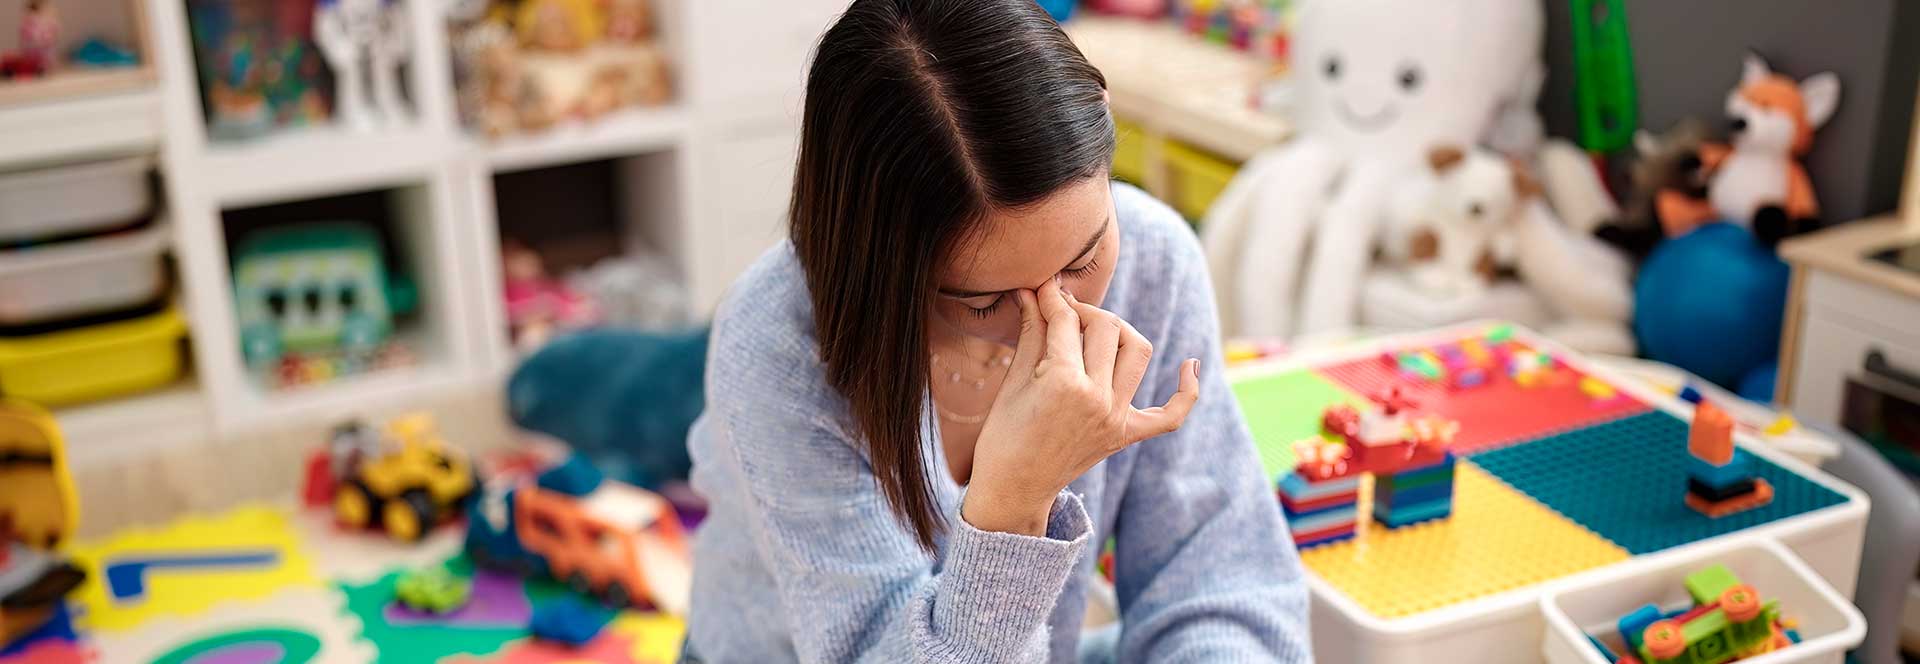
[1111,116,1151,186]
[0,305,187,406]
[1163,140,1239,221]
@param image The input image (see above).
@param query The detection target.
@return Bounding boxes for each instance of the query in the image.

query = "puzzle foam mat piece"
[0,638,91,663]
[1298,463,1629,619]
[90,586,372,664]
[1466,410,1850,555]
[1314,344,1650,454]
[65,505,320,632]
[338,555,529,663]
[294,511,467,585]
[444,611,684,664]
[1233,368,1374,480]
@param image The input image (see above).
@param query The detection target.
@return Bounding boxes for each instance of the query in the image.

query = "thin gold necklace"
[931,341,1011,423]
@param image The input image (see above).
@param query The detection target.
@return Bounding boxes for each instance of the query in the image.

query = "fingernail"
[1192,358,1202,377]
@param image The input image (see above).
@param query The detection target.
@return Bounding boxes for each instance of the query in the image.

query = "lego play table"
[1230,323,1868,664]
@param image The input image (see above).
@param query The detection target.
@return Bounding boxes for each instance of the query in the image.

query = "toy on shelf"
[1656,54,1840,248]
[1593,563,1792,664]
[303,413,478,542]
[453,0,673,138]
[315,0,414,131]
[1,0,59,78]
[231,221,419,388]
[187,0,333,142]
[393,566,472,615]
[1167,0,1291,60]
[0,399,86,654]
[502,239,599,350]
[466,453,692,614]
[1275,387,1459,548]
[1684,402,1773,518]
[1390,146,1536,299]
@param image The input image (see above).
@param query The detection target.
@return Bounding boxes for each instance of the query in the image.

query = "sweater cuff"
[932,490,1091,655]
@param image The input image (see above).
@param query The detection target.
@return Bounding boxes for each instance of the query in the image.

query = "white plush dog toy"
[1202,0,1634,353]
[1397,146,1531,299]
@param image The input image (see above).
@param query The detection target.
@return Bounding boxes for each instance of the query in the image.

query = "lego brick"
[1380,454,1458,485]
[1689,402,1735,464]
[1373,498,1452,528]
[1684,564,1742,606]
[1374,478,1454,506]
[1686,479,1774,518]
[1277,472,1362,501]
[1282,495,1358,522]
[1467,411,1846,554]
[1686,453,1755,491]
[1295,524,1357,549]
[1618,604,1663,651]
[1376,466,1456,494]
[1686,477,1757,502]
[1234,369,1375,481]
[1278,487,1359,515]
[1315,342,1650,454]
[1289,505,1359,533]
[1299,463,1630,618]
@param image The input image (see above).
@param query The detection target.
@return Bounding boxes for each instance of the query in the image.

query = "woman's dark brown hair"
[789,0,1113,551]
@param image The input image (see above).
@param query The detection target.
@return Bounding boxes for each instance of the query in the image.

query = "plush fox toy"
[1659,53,1839,247]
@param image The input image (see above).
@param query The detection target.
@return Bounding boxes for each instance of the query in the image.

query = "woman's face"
[932,177,1120,346]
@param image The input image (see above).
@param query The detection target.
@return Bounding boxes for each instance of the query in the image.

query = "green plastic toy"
[230,222,418,367]
[1569,0,1640,153]
[394,567,471,615]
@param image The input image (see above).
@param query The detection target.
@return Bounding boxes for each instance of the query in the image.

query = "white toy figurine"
[1396,147,1532,299]
[1202,0,1634,353]
[315,0,414,131]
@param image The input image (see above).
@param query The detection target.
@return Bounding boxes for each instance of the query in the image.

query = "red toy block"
[1278,487,1361,514]
[1689,401,1734,465]
[301,449,336,507]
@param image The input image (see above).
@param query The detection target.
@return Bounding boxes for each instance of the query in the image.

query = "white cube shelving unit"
[0,0,850,462]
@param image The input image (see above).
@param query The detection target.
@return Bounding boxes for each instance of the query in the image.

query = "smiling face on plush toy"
[1292,0,1538,159]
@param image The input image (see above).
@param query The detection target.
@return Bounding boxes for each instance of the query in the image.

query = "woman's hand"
[962,278,1201,536]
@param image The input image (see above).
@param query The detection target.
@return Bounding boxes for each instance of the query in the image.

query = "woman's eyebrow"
[938,286,1005,298]
[1063,221,1110,271]
[936,215,1110,298]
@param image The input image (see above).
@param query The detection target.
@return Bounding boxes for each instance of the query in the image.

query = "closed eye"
[1061,258,1100,279]
[964,296,1005,319]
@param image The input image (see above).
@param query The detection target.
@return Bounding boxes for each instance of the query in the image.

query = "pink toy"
[502,240,599,347]
[1088,0,1168,19]
[3,0,58,77]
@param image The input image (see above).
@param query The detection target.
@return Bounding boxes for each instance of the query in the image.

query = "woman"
[685,0,1311,661]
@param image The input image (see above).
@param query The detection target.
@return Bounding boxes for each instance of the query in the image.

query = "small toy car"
[394,568,471,615]
[326,413,477,542]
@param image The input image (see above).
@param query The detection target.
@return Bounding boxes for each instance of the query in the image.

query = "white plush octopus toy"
[1202,0,1636,354]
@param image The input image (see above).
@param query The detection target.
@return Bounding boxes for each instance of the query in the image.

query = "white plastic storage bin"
[0,220,169,325]
[0,155,153,243]
[1541,538,1864,664]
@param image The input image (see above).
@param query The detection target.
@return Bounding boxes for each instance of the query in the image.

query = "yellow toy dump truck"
[327,413,477,542]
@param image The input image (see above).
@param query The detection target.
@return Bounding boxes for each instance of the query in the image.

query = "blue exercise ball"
[1037,0,1077,22]
[1633,223,1789,391]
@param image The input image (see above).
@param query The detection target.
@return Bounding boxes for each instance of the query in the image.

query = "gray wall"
[1538,0,1920,223]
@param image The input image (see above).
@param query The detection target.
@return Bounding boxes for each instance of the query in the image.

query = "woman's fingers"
[1075,299,1120,388]
[1007,289,1045,376]
[1036,278,1083,371]
[1111,317,1152,405]
[1125,358,1201,442]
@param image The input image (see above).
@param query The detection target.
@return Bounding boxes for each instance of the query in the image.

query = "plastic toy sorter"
[1228,322,1867,664]
[1539,538,1865,664]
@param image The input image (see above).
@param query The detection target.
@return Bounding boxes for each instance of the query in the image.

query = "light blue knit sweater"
[685,183,1312,662]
